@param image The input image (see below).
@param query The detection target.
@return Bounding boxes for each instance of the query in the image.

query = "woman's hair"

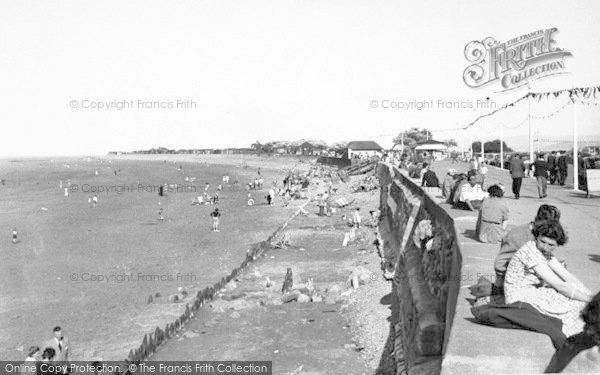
[535,204,561,222]
[531,220,568,246]
[582,291,600,343]
[42,347,55,360]
[487,185,504,198]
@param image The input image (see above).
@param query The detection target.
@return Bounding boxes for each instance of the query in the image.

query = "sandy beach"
[0,154,312,361]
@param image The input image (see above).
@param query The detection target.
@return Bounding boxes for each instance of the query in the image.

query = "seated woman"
[442,169,457,201]
[505,220,593,338]
[475,185,509,243]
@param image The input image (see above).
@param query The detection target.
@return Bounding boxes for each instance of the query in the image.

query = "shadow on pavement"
[380,292,393,305]
[588,254,600,263]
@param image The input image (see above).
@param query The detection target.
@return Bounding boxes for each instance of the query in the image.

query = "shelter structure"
[347,141,383,159]
[414,140,448,161]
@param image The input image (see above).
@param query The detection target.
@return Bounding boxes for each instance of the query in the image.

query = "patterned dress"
[504,241,590,337]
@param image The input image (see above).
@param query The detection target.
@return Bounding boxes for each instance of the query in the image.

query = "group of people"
[470,204,599,371]
[21,327,70,374]
[509,151,593,200]
[441,167,489,211]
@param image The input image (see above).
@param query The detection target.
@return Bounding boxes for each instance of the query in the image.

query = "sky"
[1,0,600,156]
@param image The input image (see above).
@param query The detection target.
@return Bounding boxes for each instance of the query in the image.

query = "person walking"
[557,152,568,186]
[577,153,588,191]
[547,151,557,185]
[210,208,221,232]
[509,153,526,199]
[12,228,18,244]
[533,153,549,198]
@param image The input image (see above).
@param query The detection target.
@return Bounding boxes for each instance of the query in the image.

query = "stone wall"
[378,163,462,375]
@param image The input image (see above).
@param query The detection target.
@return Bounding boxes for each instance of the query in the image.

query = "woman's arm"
[547,257,580,283]
[533,263,592,303]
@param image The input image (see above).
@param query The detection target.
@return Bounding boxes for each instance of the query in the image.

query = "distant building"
[347,141,383,159]
[414,140,448,160]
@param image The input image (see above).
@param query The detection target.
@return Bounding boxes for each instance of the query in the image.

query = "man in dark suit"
[509,153,525,199]
[533,153,548,198]
[547,151,557,184]
[557,152,568,186]
[44,326,70,373]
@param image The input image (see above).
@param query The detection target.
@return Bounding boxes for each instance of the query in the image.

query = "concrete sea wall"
[377,163,462,374]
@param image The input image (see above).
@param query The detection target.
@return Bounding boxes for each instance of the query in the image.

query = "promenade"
[422,160,600,373]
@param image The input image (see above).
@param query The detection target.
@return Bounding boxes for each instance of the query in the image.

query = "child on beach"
[353,208,361,229]
[92,195,98,208]
[210,208,221,232]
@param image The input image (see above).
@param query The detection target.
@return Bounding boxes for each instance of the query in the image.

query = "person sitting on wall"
[475,185,509,243]
[421,163,440,188]
[450,173,470,207]
[504,220,594,338]
[442,169,458,200]
[493,204,562,293]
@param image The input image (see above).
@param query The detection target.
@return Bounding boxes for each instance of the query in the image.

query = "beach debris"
[224,281,237,291]
[290,365,303,375]
[297,294,311,303]
[183,331,199,339]
[281,268,293,294]
[348,266,374,289]
[265,276,272,288]
[168,294,179,303]
[342,233,350,247]
[272,233,291,249]
[281,290,301,303]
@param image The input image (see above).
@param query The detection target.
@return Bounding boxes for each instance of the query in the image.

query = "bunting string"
[463,84,600,130]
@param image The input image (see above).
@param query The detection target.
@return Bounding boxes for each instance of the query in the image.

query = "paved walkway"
[419,160,600,373]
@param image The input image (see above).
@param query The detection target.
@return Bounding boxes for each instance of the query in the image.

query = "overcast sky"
[1,0,599,156]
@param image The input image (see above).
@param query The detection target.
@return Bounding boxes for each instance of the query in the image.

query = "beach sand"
[0,154,312,361]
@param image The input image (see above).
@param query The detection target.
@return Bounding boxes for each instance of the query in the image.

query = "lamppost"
[572,89,579,190]
[528,84,534,165]
[499,122,504,170]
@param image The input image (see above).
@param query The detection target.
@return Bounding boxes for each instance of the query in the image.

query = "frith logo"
[463,28,572,91]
